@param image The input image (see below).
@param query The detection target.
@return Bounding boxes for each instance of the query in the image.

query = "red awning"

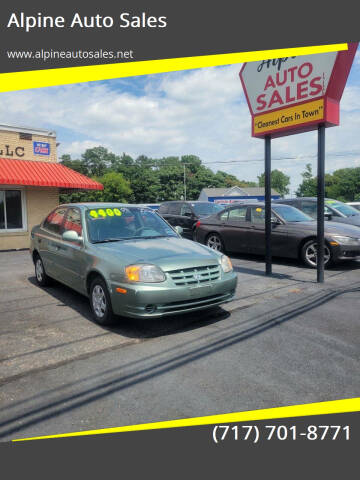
[0,157,103,190]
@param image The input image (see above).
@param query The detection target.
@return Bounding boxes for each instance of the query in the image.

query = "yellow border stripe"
[13,397,360,441]
[0,43,347,93]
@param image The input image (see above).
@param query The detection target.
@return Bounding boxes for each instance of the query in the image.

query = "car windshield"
[325,200,360,217]
[85,206,178,243]
[272,204,313,222]
[192,203,224,216]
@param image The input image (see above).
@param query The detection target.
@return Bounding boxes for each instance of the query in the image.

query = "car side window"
[219,210,229,221]
[301,201,317,217]
[158,204,169,214]
[43,207,67,235]
[64,208,82,235]
[250,207,265,224]
[168,203,180,214]
[327,206,340,217]
[180,203,192,216]
[228,206,248,221]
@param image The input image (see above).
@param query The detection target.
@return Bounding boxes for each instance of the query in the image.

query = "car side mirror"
[324,212,332,221]
[62,230,83,244]
[183,212,193,217]
[271,217,281,225]
[174,226,183,235]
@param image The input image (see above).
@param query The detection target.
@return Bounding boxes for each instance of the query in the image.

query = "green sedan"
[30,203,237,325]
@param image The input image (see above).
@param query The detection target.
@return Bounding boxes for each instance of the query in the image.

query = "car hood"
[92,236,222,270]
[287,221,360,236]
[333,215,360,227]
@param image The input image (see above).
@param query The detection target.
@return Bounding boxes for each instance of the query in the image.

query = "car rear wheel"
[206,233,224,253]
[34,254,51,287]
[301,240,332,268]
[90,277,116,325]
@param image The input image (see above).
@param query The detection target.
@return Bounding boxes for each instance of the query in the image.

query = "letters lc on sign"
[239,43,358,138]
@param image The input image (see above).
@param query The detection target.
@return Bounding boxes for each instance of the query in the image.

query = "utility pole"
[183,163,187,201]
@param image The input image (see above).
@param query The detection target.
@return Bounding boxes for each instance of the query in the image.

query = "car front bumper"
[332,243,360,261]
[109,272,237,318]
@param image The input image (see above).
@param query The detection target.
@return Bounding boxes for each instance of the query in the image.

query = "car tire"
[206,233,225,253]
[34,254,52,287]
[301,239,333,269]
[89,277,116,326]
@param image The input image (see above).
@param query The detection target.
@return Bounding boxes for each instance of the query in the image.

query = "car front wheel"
[301,240,332,268]
[90,277,116,325]
[34,254,51,286]
[206,233,224,252]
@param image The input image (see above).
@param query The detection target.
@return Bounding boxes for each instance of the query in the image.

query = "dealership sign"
[240,43,358,138]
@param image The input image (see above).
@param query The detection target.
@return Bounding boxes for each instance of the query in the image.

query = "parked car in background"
[30,203,237,325]
[136,203,160,211]
[195,202,360,268]
[347,202,360,212]
[158,201,224,240]
[274,197,360,228]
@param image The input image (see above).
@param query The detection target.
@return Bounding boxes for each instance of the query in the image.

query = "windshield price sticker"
[88,208,123,218]
[212,424,350,444]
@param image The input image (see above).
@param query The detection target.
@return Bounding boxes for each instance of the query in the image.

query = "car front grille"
[167,264,221,286]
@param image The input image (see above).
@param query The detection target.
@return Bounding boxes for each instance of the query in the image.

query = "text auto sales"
[255,58,324,111]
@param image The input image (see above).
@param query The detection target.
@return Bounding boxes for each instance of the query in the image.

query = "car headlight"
[331,235,360,246]
[220,255,233,273]
[125,264,166,283]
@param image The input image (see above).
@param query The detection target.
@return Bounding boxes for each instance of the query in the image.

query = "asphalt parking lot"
[0,250,359,440]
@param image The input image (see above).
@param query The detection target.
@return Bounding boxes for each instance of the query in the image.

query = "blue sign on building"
[33,141,50,156]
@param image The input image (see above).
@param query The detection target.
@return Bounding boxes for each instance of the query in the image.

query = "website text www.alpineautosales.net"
[6,49,134,62]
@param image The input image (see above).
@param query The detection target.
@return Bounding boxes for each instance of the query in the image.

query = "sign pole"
[317,123,325,283]
[265,135,272,275]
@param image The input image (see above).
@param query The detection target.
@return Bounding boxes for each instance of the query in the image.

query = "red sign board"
[239,43,358,138]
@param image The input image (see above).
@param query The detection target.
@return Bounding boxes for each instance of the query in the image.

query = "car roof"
[275,197,339,202]
[222,202,293,208]
[57,203,152,209]
[160,200,214,204]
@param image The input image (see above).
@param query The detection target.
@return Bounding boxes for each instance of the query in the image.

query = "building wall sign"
[239,43,358,138]
[33,141,50,155]
[0,144,25,157]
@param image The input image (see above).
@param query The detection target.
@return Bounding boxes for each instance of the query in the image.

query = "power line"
[124,151,360,168]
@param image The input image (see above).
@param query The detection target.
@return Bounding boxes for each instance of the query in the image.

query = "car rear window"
[158,203,169,214]
[192,203,223,216]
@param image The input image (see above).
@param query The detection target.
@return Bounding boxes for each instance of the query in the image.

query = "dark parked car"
[195,202,360,268]
[158,201,224,240]
[274,197,360,228]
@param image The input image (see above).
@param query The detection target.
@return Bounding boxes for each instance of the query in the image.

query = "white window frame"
[0,186,27,233]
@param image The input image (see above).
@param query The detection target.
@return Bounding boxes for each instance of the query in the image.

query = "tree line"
[59,146,259,204]
[296,163,360,201]
[59,146,360,204]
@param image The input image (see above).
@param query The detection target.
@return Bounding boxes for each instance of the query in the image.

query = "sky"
[1,47,360,196]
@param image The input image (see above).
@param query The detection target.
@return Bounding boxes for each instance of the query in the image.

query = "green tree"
[60,154,88,175]
[296,165,360,201]
[60,171,132,204]
[258,169,290,197]
[325,167,360,201]
[81,146,119,177]
[296,163,317,197]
